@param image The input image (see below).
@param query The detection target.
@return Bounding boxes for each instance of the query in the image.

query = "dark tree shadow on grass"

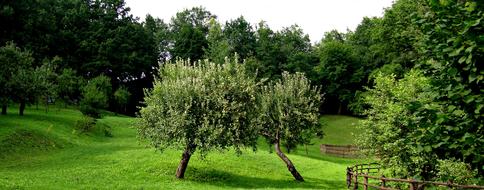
[183,167,343,189]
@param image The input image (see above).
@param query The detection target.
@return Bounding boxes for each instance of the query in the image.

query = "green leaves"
[358,0,484,179]
[258,72,321,151]
[114,86,131,112]
[79,75,111,118]
[357,69,439,179]
[138,59,260,156]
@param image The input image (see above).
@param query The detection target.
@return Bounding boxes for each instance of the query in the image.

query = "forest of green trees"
[0,0,482,184]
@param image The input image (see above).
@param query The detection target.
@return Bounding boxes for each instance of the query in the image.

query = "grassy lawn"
[319,115,362,145]
[0,106,364,189]
[290,115,364,161]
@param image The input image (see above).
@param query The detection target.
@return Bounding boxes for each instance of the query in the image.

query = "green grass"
[319,115,362,145]
[289,115,363,161]
[0,106,364,189]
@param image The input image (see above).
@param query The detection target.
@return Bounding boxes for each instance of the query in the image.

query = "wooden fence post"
[363,175,368,190]
[447,180,453,190]
[354,174,358,190]
[409,179,418,190]
[347,167,352,188]
[381,175,386,188]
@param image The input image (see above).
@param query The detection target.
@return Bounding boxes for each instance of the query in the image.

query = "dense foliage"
[114,86,131,114]
[80,75,111,118]
[258,72,321,181]
[357,70,437,179]
[0,0,157,114]
[137,59,260,178]
[0,42,36,115]
[357,0,483,182]
[416,0,483,175]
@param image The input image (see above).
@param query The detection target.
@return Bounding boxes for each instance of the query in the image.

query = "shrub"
[356,70,438,180]
[436,159,478,185]
[79,75,111,118]
[74,116,96,133]
[97,123,113,137]
[114,86,130,113]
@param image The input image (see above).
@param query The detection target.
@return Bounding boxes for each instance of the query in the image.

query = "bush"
[74,116,96,133]
[79,75,111,118]
[436,159,478,185]
[114,86,130,113]
[356,70,437,180]
[97,123,113,137]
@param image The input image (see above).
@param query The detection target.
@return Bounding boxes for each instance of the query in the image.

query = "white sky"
[125,0,394,43]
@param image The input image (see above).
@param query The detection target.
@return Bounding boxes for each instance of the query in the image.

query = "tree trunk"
[1,105,7,115]
[176,144,195,179]
[338,102,343,115]
[45,96,49,113]
[275,139,304,182]
[19,100,26,116]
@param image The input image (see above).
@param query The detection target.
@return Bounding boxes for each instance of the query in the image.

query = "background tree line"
[0,0,367,115]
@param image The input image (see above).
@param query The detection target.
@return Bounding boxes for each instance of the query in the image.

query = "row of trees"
[138,59,321,181]
[0,0,371,115]
[1,0,156,114]
[0,42,130,117]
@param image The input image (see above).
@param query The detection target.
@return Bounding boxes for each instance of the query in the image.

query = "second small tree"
[79,75,111,118]
[257,72,322,182]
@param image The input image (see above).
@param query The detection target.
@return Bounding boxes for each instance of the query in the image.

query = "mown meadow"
[0,106,365,189]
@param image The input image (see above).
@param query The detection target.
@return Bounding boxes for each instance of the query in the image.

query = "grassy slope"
[291,115,363,160]
[0,106,363,189]
[319,115,362,145]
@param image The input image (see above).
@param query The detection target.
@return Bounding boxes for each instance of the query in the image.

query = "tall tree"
[315,39,364,114]
[224,16,256,59]
[254,21,282,79]
[416,0,484,175]
[203,18,230,64]
[144,14,170,62]
[278,25,318,77]
[35,57,59,112]
[169,7,214,61]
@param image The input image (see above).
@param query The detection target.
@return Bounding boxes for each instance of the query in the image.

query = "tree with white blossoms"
[137,58,260,179]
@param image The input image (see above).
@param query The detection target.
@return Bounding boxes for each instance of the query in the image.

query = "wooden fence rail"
[346,163,484,190]
[320,144,359,158]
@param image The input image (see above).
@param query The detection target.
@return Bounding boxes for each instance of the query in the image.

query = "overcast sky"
[125,0,394,42]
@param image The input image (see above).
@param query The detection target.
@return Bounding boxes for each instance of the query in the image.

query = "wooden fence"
[346,163,484,190]
[320,144,359,158]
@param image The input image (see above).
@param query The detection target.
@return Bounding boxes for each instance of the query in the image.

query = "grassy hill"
[0,106,365,189]
[319,115,362,145]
